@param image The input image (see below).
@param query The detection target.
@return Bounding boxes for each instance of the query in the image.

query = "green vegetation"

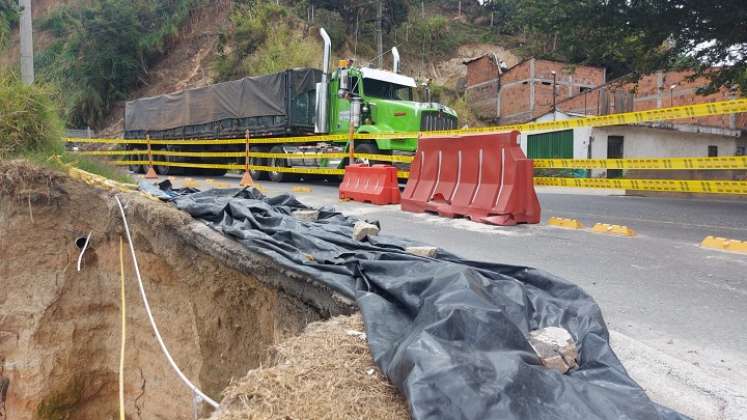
[0,72,63,159]
[36,0,203,128]
[214,2,322,80]
[0,71,132,183]
[0,0,18,50]
[488,0,747,94]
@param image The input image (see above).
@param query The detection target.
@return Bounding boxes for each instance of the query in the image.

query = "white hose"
[114,195,220,409]
[77,231,92,272]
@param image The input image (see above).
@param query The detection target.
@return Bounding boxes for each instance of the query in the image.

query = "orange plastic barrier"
[401,131,540,225]
[339,164,401,205]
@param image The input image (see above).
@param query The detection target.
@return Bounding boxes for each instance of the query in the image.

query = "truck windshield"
[362,78,413,101]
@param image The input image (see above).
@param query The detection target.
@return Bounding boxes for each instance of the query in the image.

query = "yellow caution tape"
[355,153,414,163]
[64,99,747,146]
[66,133,350,145]
[76,149,413,163]
[533,156,747,170]
[534,177,747,194]
[425,98,747,136]
[113,160,346,175]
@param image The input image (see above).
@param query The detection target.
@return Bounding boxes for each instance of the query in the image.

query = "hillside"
[0,0,523,133]
[2,0,741,134]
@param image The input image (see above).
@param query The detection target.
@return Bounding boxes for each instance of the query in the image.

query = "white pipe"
[114,196,220,409]
[77,232,92,272]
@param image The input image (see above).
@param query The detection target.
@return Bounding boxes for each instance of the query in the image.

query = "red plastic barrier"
[339,164,401,205]
[401,131,540,225]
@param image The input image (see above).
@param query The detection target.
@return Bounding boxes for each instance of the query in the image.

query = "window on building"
[579,86,592,93]
[708,145,718,157]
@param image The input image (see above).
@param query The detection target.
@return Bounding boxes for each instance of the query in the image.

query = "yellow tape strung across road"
[79,149,414,163]
[79,149,745,169]
[534,177,747,194]
[112,160,346,175]
[64,98,747,146]
[425,98,747,136]
[533,156,747,170]
[114,157,745,194]
[66,133,350,145]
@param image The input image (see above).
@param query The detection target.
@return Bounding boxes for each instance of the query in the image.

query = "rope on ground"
[114,195,220,409]
[119,236,127,420]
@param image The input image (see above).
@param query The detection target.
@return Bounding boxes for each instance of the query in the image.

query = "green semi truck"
[124,28,458,181]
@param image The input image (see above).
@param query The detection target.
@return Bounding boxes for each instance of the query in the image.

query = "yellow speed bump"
[547,217,584,229]
[591,223,636,237]
[292,186,312,193]
[701,236,747,254]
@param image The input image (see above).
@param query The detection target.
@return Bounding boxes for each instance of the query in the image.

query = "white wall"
[518,113,740,178]
[591,126,737,158]
[588,126,738,177]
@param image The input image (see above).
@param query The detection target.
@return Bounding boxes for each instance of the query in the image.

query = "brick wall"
[492,59,605,123]
[558,70,746,130]
[464,55,500,87]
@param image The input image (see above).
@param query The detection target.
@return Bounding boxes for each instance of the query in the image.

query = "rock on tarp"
[153,184,686,420]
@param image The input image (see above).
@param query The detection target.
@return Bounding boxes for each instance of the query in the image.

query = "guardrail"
[64,98,747,195]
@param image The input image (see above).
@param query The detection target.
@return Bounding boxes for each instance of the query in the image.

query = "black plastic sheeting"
[141,181,687,420]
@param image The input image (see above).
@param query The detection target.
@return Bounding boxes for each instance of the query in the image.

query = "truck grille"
[420,111,458,131]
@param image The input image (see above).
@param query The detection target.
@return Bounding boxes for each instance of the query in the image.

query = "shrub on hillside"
[0,0,18,50]
[0,72,64,159]
[214,2,322,80]
[35,0,202,128]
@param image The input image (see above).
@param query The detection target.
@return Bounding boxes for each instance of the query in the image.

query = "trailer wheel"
[155,145,184,176]
[268,145,297,182]
[249,146,269,180]
[128,147,145,174]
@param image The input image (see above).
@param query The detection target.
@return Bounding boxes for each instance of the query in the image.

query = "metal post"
[19,0,34,85]
[244,129,250,173]
[144,135,158,179]
[347,116,355,163]
[240,129,254,187]
[551,71,557,120]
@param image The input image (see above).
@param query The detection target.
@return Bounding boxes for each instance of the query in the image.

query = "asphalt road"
[137,172,747,417]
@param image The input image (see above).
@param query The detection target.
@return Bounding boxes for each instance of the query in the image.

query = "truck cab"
[327,65,458,153]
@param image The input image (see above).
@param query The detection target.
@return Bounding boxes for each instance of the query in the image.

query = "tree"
[512,0,747,94]
[0,0,19,50]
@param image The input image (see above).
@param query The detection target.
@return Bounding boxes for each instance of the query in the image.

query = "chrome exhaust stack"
[315,28,332,133]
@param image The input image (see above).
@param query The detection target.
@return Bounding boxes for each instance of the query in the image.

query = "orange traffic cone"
[240,170,254,187]
[144,166,158,179]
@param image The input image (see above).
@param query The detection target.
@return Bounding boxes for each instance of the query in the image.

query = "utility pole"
[19,0,34,85]
[376,0,383,68]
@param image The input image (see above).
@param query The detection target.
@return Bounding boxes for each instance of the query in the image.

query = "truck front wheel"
[352,142,390,166]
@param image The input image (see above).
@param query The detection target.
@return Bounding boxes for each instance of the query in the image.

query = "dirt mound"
[0,161,334,419]
[213,314,408,420]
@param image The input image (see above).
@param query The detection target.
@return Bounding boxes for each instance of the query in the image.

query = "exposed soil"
[0,161,334,419]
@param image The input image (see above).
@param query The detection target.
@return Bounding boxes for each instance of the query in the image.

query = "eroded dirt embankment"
[0,162,350,419]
